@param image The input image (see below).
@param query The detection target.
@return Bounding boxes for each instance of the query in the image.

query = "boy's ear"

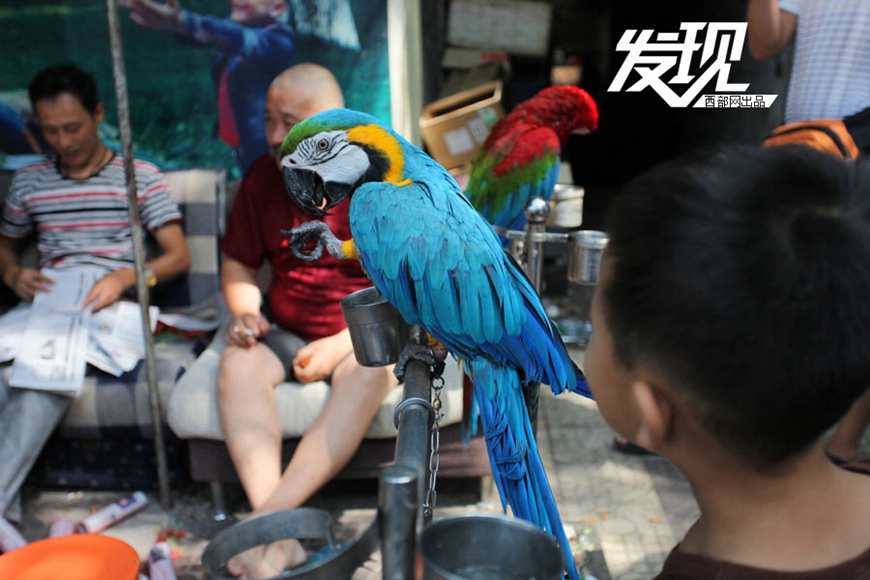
[631,379,674,452]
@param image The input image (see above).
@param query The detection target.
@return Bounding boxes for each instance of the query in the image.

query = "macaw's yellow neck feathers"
[347,124,405,184]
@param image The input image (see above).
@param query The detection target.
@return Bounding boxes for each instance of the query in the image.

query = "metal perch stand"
[380,325,434,579]
[105,0,172,509]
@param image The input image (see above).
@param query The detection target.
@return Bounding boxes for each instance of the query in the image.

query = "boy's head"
[230,0,287,27]
[586,145,870,468]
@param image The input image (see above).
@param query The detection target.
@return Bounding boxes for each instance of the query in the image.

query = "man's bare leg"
[256,356,397,513]
[221,353,396,577]
[218,343,287,509]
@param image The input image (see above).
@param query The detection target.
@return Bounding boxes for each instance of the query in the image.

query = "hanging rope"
[104,0,172,509]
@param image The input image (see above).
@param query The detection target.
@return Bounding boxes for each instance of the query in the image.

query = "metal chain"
[422,366,445,523]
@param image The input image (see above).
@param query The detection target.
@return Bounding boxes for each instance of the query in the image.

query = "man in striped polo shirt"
[0,63,190,537]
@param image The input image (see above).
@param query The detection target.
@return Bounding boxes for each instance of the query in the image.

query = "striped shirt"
[780,0,870,123]
[1,155,183,272]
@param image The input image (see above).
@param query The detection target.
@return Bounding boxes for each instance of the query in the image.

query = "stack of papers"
[88,301,159,377]
[2,267,159,397]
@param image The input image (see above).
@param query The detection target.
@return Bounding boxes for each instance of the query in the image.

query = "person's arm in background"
[121,0,187,35]
[0,236,53,301]
[122,0,296,58]
[747,0,799,59]
[0,183,53,300]
[84,221,191,311]
[222,256,270,349]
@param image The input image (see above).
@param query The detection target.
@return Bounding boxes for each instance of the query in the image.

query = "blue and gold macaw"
[280,109,590,580]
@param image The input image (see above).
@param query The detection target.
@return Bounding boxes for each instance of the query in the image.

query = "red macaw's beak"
[282,165,351,216]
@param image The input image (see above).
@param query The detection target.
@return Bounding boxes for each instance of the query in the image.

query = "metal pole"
[105,0,172,509]
[392,326,434,496]
[522,197,551,435]
[378,466,418,580]
[380,325,433,578]
[523,196,551,294]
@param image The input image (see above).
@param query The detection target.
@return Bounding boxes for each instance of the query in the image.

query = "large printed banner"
[0,0,390,181]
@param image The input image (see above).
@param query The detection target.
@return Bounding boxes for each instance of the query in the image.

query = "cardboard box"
[440,62,507,99]
[419,81,504,170]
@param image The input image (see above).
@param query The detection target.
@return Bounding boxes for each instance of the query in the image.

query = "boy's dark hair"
[602,145,870,467]
[28,63,100,115]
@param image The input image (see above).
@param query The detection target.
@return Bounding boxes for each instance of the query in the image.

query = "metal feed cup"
[419,513,564,580]
[341,286,410,367]
[568,230,609,285]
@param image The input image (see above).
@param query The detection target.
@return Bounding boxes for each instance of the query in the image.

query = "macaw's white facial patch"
[282,130,369,186]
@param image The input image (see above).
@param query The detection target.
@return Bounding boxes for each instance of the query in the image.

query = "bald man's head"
[271,64,344,112]
[265,64,344,163]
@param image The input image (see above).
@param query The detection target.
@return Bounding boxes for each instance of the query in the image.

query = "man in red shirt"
[217,63,397,577]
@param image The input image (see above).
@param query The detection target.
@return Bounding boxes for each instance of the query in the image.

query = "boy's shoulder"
[655,543,870,580]
[655,459,870,580]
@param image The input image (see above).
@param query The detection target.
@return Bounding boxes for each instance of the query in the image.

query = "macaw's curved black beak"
[282,166,353,217]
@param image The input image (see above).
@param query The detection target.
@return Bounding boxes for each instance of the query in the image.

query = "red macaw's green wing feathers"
[464,86,598,235]
[466,124,561,230]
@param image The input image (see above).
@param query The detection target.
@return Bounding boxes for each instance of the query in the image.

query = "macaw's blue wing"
[350,173,586,398]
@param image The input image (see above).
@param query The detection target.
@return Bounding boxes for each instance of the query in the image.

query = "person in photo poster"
[122,0,298,175]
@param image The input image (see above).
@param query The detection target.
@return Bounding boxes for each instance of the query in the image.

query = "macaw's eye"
[317,139,329,151]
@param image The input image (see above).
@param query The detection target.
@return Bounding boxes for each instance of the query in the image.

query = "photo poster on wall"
[0,0,390,181]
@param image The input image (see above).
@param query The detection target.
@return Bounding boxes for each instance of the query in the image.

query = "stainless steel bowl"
[567,230,608,285]
[419,513,564,580]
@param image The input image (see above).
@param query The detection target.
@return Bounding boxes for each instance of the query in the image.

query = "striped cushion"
[150,169,225,309]
[37,336,206,438]
[167,320,467,441]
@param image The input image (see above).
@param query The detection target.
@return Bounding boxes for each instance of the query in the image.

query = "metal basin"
[340,286,410,367]
[419,513,564,580]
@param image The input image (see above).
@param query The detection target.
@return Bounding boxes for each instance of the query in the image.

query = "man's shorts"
[260,323,307,382]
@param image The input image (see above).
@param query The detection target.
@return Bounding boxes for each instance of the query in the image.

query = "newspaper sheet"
[88,301,159,377]
[8,268,100,396]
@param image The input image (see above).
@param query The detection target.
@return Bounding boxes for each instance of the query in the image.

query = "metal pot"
[419,513,564,580]
[567,230,608,285]
[340,286,410,367]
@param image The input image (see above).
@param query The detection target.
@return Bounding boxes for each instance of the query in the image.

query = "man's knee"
[332,359,397,397]
[218,344,284,397]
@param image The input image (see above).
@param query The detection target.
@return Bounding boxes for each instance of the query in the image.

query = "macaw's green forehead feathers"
[280,108,387,156]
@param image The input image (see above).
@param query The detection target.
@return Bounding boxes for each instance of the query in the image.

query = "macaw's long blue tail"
[468,359,580,580]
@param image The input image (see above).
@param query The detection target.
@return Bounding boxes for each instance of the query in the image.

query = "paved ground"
[12,343,702,579]
[536,355,699,580]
